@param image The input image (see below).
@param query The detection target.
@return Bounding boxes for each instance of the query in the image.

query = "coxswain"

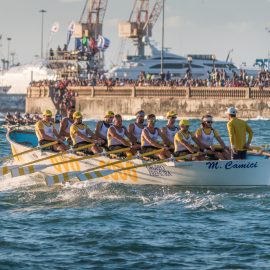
[174,119,205,160]
[4,112,15,125]
[128,110,146,146]
[95,111,114,149]
[59,107,75,145]
[107,114,139,156]
[70,111,104,154]
[35,110,67,152]
[141,114,171,160]
[161,111,179,152]
[226,107,253,160]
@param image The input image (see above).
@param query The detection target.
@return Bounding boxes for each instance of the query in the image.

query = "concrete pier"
[26,86,270,119]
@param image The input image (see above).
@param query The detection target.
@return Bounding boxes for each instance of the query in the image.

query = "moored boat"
[4,129,270,186]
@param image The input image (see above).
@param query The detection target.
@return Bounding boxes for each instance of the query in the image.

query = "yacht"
[0,85,11,94]
[106,43,258,80]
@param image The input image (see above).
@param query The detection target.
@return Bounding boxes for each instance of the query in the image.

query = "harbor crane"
[118,0,163,58]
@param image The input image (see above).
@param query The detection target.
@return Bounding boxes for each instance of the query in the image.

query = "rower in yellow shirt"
[35,109,67,152]
[226,107,253,160]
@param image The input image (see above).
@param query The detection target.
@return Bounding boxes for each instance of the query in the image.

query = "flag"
[67,21,76,48]
[51,22,60,33]
[97,35,110,51]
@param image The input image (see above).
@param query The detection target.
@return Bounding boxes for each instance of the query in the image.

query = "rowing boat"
[5,129,270,186]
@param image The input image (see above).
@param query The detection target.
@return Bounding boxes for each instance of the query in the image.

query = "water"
[1,119,270,269]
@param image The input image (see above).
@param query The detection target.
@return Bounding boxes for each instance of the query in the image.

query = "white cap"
[225,107,237,115]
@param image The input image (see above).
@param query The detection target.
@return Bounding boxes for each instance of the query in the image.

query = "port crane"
[118,0,163,58]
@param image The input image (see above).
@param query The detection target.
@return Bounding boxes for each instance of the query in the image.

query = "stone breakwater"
[26,86,270,119]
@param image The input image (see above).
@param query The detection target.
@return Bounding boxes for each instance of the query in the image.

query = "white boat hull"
[5,130,270,186]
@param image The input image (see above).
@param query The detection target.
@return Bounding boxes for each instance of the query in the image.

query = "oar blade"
[46,172,77,187]
[77,169,115,182]
[0,165,11,176]
[10,164,47,178]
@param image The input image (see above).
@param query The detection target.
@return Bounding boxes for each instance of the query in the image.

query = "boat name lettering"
[146,165,172,177]
[206,161,258,170]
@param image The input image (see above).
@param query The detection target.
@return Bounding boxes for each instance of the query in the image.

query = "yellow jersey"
[174,131,195,152]
[70,123,88,145]
[227,117,253,151]
[35,120,55,141]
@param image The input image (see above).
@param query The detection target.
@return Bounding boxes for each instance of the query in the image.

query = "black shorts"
[39,139,56,151]
[232,150,247,160]
[141,146,160,154]
[108,144,127,151]
[73,141,94,155]
[174,150,191,157]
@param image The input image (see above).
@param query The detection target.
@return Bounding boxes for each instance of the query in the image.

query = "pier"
[26,86,270,118]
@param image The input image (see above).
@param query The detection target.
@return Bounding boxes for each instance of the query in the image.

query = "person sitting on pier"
[95,111,114,149]
[226,107,253,160]
[161,111,179,153]
[35,110,67,152]
[174,119,205,161]
[70,111,104,155]
[107,114,139,157]
[141,114,171,160]
[59,107,75,145]
[4,112,15,125]
[128,110,146,146]
[196,115,230,160]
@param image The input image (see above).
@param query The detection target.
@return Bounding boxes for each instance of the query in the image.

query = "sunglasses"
[206,121,213,124]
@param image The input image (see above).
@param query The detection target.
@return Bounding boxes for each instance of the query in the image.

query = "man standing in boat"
[35,110,67,152]
[226,107,253,160]
[128,110,146,146]
[70,111,104,154]
[59,107,75,145]
[95,111,114,149]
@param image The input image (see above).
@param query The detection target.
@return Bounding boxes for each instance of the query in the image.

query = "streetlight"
[7,37,11,69]
[160,0,165,79]
[212,54,216,71]
[187,55,192,79]
[39,9,47,59]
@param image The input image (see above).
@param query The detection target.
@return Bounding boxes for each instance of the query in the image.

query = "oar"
[0,143,95,177]
[45,148,165,185]
[0,141,59,176]
[0,141,58,163]
[75,153,199,183]
[10,147,131,178]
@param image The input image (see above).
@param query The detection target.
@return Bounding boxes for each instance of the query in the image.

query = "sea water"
[0,119,270,270]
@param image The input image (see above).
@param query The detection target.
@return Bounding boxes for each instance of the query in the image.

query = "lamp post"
[212,54,216,71]
[160,0,165,79]
[7,37,11,69]
[187,55,192,79]
[39,9,47,59]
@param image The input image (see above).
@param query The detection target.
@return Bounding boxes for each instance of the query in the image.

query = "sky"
[1,0,270,69]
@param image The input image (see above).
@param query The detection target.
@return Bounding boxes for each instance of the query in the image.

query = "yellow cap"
[73,111,83,119]
[166,111,177,118]
[43,110,52,117]
[179,119,190,126]
[105,111,114,117]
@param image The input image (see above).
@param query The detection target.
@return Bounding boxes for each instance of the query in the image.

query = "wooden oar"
[45,148,165,185]
[75,153,199,183]
[0,143,95,177]
[0,141,59,176]
[0,141,58,163]
[10,147,131,178]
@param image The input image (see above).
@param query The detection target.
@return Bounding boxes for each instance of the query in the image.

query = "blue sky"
[1,0,270,68]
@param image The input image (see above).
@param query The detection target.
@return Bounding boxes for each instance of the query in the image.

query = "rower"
[107,114,139,156]
[14,112,24,125]
[128,110,145,146]
[24,113,34,125]
[141,114,171,160]
[4,112,15,125]
[226,107,253,160]
[161,111,179,152]
[196,115,230,160]
[95,111,114,149]
[70,111,104,154]
[35,110,67,152]
[33,112,42,122]
[54,110,62,124]
[174,119,205,160]
[59,107,75,145]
